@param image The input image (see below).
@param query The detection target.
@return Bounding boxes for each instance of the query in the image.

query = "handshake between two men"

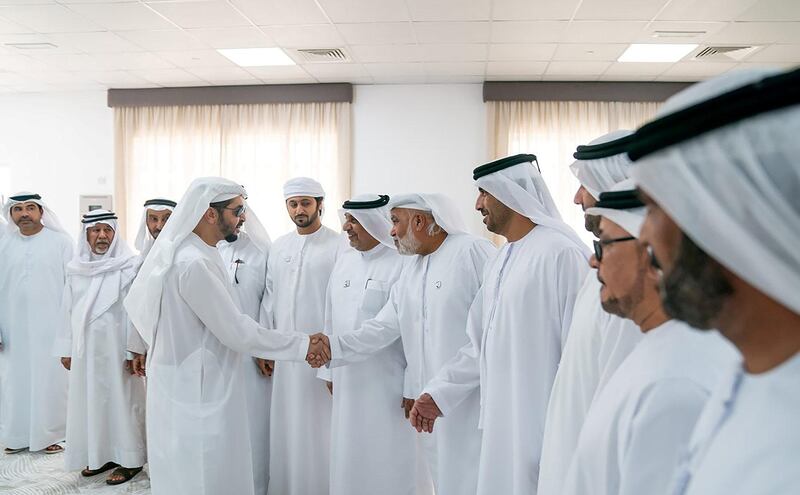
[303,333,444,435]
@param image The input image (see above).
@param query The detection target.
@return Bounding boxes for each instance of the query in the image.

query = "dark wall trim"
[107,83,353,108]
[483,81,692,103]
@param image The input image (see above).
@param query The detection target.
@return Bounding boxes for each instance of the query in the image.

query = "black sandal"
[81,461,118,477]
[106,466,143,485]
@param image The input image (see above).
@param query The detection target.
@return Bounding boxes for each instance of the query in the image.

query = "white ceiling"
[0,0,798,92]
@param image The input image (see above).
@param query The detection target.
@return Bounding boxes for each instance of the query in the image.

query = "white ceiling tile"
[57,0,132,4]
[129,68,205,84]
[602,61,672,76]
[157,49,236,68]
[349,44,421,63]
[91,51,174,70]
[302,62,368,78]
[418,43,487,62]
[148,1,250,29]
[186,27,273,49]
[67,3,176,31]
[546,60,611,75]
[229,0,328,25]
[574,0,668,21]
[371,74,428,83]
[488,43,556,61]
[27,51,110,70]
[46,31,143,53]
[657,0,759,21]
[0,52,48,70]
[735,61,796,70]
[245,64,310,79]
[0,33,80,53]
[258,76,317,83]
[541,73,600,81]
[490,21,568,43]
[598,72,659,81]
[338,23,415,45]
[6,81,55,92]
[705,22,800,44]
[639,21,728,43]
[486,74,541,81]
[562,21,648,43]
[744,44,800,63]
[406,0,490,21]
[116,30,206,51]
[81,70,150,86]
[414,21,490,44]
[186,66,259,82]
[317,0,409,23]
[0,71,32,85]
[492,0,579,21]
[552,43,628,61]
[24,70,96,84]
[0,16,33,33]
[426,74,484,83]
[737,0,800,21]
[659,61,736,78]
[486,60,548,75]
[0,4,101,33]
[261,24,344,47]
[424,61,485,75]
[365,62,426,77]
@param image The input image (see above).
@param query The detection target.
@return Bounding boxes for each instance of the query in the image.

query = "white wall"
[0,91,113,234]
[0,84,488,237]
[352,83,488,235]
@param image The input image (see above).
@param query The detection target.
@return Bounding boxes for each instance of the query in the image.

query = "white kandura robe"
[561,320,739,495]
[423,226,588,495]
[262,226,341,495]
[145,233,310,495]
[320,243,420,495]
[218,233,271,495]
[537,271,643,495]
[53,265,147,470]
[328,233,496,495]
[0,228,72,451]
[673,351,799,495]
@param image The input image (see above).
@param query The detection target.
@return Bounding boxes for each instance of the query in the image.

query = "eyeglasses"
[593,236,636,261]
[222,204,247,217]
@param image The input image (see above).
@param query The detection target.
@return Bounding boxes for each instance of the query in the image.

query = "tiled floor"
[0,448,151,495]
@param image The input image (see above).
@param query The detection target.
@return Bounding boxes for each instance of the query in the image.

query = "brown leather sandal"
[81,461,118,477]
[106,466,143,485]
[3,447,27,454]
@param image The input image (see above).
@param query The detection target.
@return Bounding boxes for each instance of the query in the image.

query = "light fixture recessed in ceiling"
[217,47,295,67]
[618,43,698,63]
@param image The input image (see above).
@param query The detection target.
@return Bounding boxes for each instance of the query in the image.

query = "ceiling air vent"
[295,48,350,63]
[694,45,758,61]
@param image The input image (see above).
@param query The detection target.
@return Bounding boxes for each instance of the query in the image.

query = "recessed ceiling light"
[618,43,698,63]
[217,47,295,67]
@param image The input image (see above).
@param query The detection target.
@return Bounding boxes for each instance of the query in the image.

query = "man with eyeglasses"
[560,180,737,495]
[216,196,273,495]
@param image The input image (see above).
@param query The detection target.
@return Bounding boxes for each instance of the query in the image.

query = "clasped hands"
[306,333,331,368]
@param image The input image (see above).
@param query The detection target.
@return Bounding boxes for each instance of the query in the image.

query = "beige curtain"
[115,102,351,241]
[487,100,659,246]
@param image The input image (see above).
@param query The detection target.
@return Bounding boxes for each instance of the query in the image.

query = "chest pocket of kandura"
[359,279,389,318]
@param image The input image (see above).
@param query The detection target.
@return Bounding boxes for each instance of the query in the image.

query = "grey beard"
[660,233,733,329]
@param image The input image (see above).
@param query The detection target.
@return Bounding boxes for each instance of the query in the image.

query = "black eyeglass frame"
[221,204,247,217]
[593,236,636,261]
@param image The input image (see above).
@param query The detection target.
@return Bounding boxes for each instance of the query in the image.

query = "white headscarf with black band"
[2,191,68,236]
[630,67,800,314]
[570,130,635,200]
[339,194,395,249]
[65,210,141,357]
[474,154,589,254]
[134,198,176,256]
[585,179,646,238]
[388,193,468,236]
[124,177,248,346]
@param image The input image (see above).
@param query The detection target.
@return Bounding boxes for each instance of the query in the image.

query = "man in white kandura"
[217,197,272,495]
[0,192,72,455]
[538,131,644,495]
[318,194,427,495]
[134,198,176,259]
[628,69,800,495]
[123,177,329,495]
[54,210,147,485]
[410,155,589,495]
[311,193,495,495]
[262,177,341,495]
[560,181,738,495]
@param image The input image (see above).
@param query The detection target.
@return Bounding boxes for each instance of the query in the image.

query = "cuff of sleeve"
[316,367,332,381]
[295,335,310,362]
[423,382,453,418]
[125,351,134,360]
[52,338,72,358]
[327,335,346,368]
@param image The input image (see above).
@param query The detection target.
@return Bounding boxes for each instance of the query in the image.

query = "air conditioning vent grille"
[295,48,350,63]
